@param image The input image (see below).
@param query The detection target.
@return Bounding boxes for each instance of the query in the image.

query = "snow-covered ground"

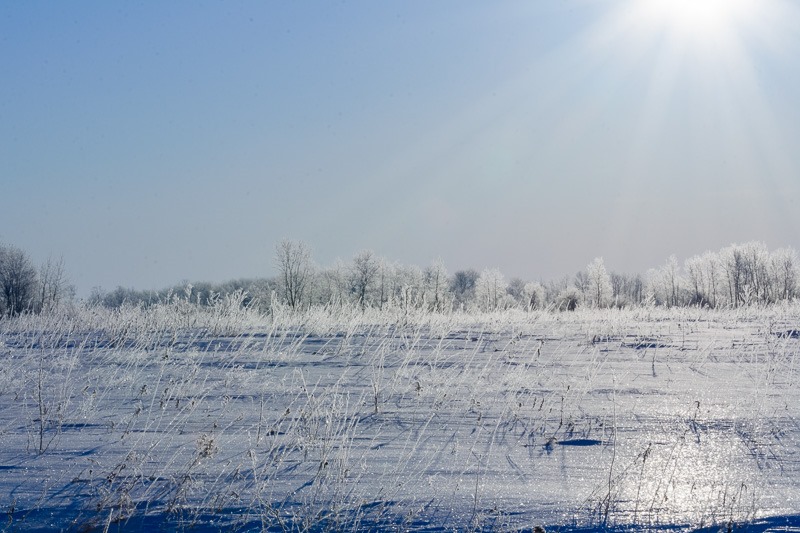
[2,305,800,531]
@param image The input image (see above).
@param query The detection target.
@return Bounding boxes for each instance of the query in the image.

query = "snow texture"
[2,305,800,531]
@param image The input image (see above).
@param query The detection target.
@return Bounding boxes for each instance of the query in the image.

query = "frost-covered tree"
[646,255,684,307]
[664,255,683,307]
[393,263,424,313]
[720,244,747,307]
[350,250,381,310]
[684,254,708,307]
[574,270,590,306]
[683,250,723,308]
[523,281,546,310]
[89,285,172,308]
[450,269,479,310]
[650,244,796,309]
[703,251,723,308]
[610,272,644,307]
[0,244,38,317]
[274,239,312,310]
[506,278,528,308]
[556,286,581,311]
[741,241,770,304]
[545,276,571,308]
[586,257,612,308]
[769,247,799,302]
[475,268,507,312]
[315,259,348,307]
[37,255,72,313]
[423,259,449,312]
[375,257,395,311]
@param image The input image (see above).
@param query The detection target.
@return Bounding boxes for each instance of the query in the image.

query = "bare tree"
[0,244,38,317]
[274,239,312,310]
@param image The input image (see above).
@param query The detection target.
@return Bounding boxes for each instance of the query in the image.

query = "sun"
[638,0,759,48]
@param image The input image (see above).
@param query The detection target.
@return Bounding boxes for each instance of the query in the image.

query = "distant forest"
[1,239,798,317]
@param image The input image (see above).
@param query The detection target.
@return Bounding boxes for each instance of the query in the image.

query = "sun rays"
[568,0,800,254]
[641,0,760,43]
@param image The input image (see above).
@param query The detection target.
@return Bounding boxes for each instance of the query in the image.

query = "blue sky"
[3,1,800,296]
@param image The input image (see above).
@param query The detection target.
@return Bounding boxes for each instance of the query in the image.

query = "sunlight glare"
[643,0,759,46]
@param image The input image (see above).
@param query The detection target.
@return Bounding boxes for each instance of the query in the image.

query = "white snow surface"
[2,305,800,531]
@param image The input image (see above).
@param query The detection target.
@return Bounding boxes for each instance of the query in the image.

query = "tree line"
[271,239,800,312]
[0,243,72,317]
[3,239,799,317]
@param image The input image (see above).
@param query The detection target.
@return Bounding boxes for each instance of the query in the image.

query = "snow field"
[1,304,800,531]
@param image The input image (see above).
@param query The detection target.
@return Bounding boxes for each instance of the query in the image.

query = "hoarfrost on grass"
[1,303,800,530]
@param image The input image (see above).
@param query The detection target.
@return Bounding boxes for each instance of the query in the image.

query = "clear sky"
[3,1,800,297]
